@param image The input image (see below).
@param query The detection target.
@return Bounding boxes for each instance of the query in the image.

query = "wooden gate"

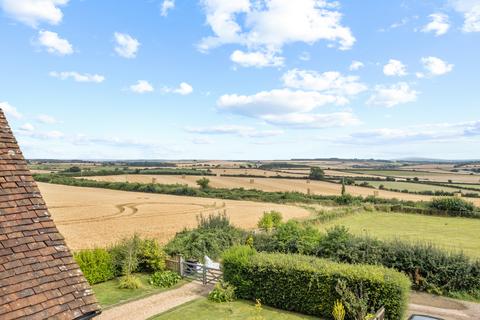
[166,256,222,285]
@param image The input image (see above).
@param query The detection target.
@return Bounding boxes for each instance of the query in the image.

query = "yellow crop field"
[38,182,311,250]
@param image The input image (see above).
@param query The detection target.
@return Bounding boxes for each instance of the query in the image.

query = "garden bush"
[74,248,115,285]
[208,280,236,302]
[257,210,283,231]
[138,238,166,272]
[118,274,142,289]
[149,271,181,288]
[222,246,410,320]
[109,235,166,276]
[271,220,322,255]
[164,213,245,260]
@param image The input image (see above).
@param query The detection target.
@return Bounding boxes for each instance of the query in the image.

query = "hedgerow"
[222,246,410,320]
[254,226,480,297]
[34,174,479,218]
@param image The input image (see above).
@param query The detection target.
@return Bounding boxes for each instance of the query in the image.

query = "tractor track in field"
[55,201,227,226]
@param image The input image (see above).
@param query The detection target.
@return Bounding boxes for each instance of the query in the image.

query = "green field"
[348,169,437,177]
[92,274,187,308]
[318,212,480,258]
[150,298,317,320]
[362,180,474,193]
[451,184,480,191]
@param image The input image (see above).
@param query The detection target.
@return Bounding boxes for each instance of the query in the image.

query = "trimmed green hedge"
[74,248,116,284]
[222,246,410,320]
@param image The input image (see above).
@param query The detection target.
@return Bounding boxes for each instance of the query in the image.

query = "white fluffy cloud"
[349,60,364,71]
[162,82,193,95]
[422,13,450,36]
[0,102,22,119]
[37,114,58,124]
[383,59,407,77]
[20,123,35,132]
[218,89,346,117]
[186,125,283,138]
[0,0,68,27]
[282,69,367,97]
[261,112,360,128]
[49,71,105,83]
[199,0,355,67]
[344,121,480,145]
[37,30,73,55]
[230,50,284,68]
[217,67,365,129]
[367,82,418,108]
[161,0,175,16]
[450,0,480,32]
[420,56,454,77]
[114,32,140,58]
[130,80,154,93]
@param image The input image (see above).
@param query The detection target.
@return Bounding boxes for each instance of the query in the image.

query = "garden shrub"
[109,235,167,276]
[138,239,166,272]
[74,248,115,285]
[118,274,142,289]
[208,280,236,303]
[222,246,410,320]
[272,220,322,255]
[149,271,181,288]
[164,213,245,260]
[257,211,283,231]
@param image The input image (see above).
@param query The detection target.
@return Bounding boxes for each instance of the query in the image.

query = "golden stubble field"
[85,174,447,202]
[38,182,311,250]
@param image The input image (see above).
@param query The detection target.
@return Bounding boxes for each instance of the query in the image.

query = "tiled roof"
[0,110,101,320]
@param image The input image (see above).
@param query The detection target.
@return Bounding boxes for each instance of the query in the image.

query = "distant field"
[450,184,480,191]
[38,182,310,250]
[348,169,480,183]
[362,180,478,194]
[318,212,480,258]
[84,174,450,203]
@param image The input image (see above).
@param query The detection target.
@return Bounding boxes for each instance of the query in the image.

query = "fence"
[165,256,222,286]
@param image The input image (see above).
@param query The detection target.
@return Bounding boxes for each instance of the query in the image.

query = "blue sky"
[1,0,479,160]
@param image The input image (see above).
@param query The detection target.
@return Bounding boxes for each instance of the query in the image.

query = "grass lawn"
[317,211,480,259]
[150,298,318,320]
[362,180,475,193]
[92,273,187,309]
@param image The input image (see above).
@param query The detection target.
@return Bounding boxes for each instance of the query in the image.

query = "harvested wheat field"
[82,174,474,204]
[37,182,311,250]
[209,168,304,177]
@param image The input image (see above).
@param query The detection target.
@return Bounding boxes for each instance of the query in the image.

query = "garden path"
[97,281,213,320]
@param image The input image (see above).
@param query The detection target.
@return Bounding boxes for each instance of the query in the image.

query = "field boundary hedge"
[222,246,410,320]
[33,173,480,218]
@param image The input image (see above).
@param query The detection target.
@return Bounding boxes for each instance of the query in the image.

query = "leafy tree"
[309,167,325,180]
[257,211,283,231]
[196,177,210,189]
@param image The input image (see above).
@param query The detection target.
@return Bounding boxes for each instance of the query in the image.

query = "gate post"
[202,265,207,285]
[179,255,184,277]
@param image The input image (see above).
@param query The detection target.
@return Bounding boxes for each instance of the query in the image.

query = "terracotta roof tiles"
[0,109,101,320]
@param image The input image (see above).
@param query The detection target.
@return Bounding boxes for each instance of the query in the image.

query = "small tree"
[309,167,325,180]
[196,177,210,189]
[257,211,283,231]
[341,179,346,196]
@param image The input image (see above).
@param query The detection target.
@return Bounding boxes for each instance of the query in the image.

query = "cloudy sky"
[1,0,479,160]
